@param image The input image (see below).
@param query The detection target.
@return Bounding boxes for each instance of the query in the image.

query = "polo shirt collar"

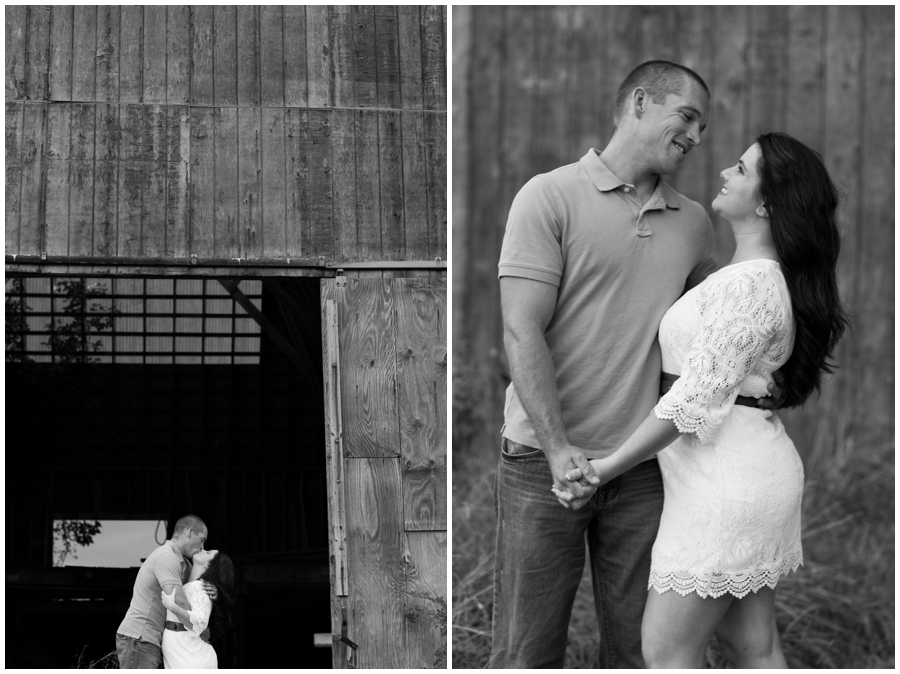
[580,148,681,210]
[166,539,185,563]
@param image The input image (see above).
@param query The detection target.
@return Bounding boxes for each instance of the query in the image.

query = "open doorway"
[6,274,332,668]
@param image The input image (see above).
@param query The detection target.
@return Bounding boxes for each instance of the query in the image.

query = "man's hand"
[200,628,211,643]
[756,370,786,410]
[201,581,218,602]
[547,445,599,506]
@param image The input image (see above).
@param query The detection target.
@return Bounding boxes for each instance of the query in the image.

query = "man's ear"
[632,88,647,119]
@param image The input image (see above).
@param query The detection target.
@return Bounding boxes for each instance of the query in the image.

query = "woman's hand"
[161,590,177,610]
[551,460,604,510]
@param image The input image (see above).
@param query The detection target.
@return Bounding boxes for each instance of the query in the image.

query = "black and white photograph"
[6,5,446,669]
[452,6,893,669]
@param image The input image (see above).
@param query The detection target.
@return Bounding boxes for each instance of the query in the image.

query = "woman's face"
[712,143,764,220]
[193,549,218,567]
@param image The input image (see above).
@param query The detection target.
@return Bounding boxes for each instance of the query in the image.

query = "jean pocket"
[501,438,543,458]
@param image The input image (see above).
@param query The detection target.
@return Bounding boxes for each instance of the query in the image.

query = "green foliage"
[5,277,31,363]
[45,279,116,365]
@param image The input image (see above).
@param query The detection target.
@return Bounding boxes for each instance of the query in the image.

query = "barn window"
[6,277,263,365]
[52,519,168,568]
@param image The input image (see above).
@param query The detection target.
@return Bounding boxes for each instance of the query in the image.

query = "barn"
[5,5,446,669]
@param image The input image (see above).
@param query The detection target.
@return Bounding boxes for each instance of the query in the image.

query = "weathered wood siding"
[322,277,446,668]
[454,6,894,458]
[5,6,446,268]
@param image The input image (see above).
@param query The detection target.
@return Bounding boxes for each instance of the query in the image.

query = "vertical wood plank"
[119,6,143,103]
[639,6,678,62]
[190,106,215,258]
[397,278,447,530]
[355,110,380,260]
[166,106,190,257]
[671,5,713,203]
[856,6,894,440]
[404,531,447,667]
[565,6,607,159]
[379,111,404,260]
[6,6,27,100]
[44,103,71,256]
[331,5,355,108]
[72,6,97,102]
[143,6,167,104]
[142,105,167,257]
[18,103,46,254]
[69,103,96,256]
[93,102,119,256]
[260,6,285,107]
[532,7,568,173]
[308,110,333,259]
[332,109,358,261]
[214,6,238,107]
[284,108,309,258]
[6,103,24,255]
[344,457,405,668]
[214,107,239,257]
[401,111,427,259]
[261,107,287,257]
[352,8,377,108]
[375,7,401,110]
[451,7,471,355]
[421,5,445,111]
[237,6,261,108]
[190,6,214,106]
[118,104,144,256]
[238,107,261,258]
[283,6,308,108]
[95,6,121,103]
[307,6,331,108]
[339,279,399,457]
[397,6,423,110]
[26,6,51,102]
[48,6,73,101]
[709,5,750,265]
[425,112,446,261]
[747,6,788,134]
[785,7,825,148]
[166,6,190,105]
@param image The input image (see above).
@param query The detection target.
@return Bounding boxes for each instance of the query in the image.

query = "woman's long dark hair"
[199,551,235,643]
[756,132,850,407]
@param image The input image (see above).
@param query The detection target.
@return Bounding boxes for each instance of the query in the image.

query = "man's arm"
[501,276,599,497]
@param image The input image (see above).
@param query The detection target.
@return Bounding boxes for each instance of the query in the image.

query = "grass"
[452,402,895,668]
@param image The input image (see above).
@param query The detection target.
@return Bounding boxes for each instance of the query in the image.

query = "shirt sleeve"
[497,175,565,287]
[654,267,785,443]
[155,551,184,591]
[184,583,212,637]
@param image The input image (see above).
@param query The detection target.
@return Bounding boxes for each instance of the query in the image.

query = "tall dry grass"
[452,405,895,668]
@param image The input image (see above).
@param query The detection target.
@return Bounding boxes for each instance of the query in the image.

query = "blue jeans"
[489,438,664,668]
[116,633,162,669]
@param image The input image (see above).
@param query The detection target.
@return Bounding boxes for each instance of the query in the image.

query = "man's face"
[635,77,709,176]
[185,527,207,560]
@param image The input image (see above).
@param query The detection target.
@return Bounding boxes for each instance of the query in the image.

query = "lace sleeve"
[184,582,212,637]
[654,267,785,443]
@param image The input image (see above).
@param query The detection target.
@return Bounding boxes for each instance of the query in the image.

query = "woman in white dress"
[160,549,235,669]
[555,132,848,668]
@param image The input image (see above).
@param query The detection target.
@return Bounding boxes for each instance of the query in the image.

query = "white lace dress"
[161,581,218,669]
[651,259,804,599]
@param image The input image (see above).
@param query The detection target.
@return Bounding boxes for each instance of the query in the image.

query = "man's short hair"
[173,514,207,537]
[613,60,710,127]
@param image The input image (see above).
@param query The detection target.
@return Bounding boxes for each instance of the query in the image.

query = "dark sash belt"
[165,621,188,632]
[660,372,760,408]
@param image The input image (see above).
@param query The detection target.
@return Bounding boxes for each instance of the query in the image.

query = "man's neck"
[599,138,660,202]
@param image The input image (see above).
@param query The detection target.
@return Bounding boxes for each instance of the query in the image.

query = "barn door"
[321,276,447,669]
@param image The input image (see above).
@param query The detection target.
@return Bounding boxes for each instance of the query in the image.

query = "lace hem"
[649,551,803,599]
[653,401,723,444]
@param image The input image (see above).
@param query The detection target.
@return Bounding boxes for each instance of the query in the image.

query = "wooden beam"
[217,279,318,389]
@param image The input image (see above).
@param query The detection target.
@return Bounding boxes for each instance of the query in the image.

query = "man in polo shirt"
[491,61,717,668]
[116,514,212,668]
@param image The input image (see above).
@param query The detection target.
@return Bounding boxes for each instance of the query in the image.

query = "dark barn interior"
[6,275,333,668]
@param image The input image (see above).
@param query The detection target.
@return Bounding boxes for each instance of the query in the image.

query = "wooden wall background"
[5,5,446,270]
[453,6,894,459]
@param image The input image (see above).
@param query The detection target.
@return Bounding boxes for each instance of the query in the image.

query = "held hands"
[756,370,786,410]
[548,446,600,511]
